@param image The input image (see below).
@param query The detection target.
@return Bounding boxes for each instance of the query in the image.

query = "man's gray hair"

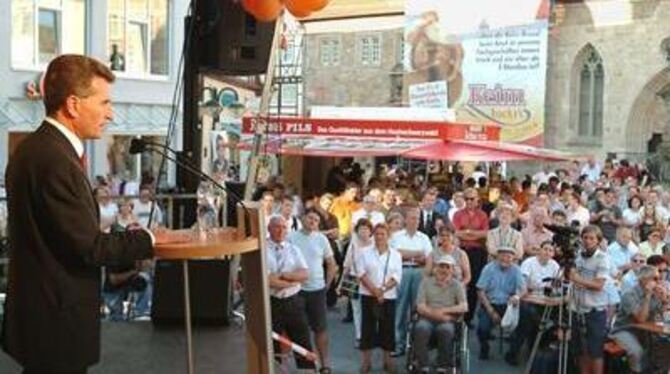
[267,215,286,229]
[637,265,658,281]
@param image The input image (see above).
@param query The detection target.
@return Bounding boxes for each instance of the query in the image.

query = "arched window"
[577,48,604,138]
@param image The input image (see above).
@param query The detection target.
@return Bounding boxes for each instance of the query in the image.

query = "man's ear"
[63,95,80,119]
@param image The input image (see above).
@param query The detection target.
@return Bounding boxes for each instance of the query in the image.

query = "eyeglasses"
[633,259,646,264]
[465,197,476,201]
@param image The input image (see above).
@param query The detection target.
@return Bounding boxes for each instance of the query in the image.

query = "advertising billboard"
[405,0,550,145]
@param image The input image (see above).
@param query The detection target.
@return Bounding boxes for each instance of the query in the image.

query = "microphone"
[132,139,246,207]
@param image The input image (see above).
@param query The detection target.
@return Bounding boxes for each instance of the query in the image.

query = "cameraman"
[569,225,609,374]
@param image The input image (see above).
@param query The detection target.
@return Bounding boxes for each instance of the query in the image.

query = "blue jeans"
[413,318,456,368]
[103,272,153,321]
[476,304,507,352]
[395,267,423,351]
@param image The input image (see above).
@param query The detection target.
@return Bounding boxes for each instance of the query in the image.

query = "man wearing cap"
[413,255,468,373]
[476,245,525,360]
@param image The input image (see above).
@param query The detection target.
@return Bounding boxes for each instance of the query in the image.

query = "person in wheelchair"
[412,254,468,373]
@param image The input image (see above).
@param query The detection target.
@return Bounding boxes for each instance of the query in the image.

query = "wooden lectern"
[154,202,273,374]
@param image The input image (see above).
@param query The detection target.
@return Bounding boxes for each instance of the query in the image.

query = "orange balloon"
[241,0,283,22]
[284,0,328,17]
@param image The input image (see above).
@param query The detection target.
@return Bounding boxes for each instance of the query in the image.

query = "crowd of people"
[92,178,164,322]
[260,156,670,374]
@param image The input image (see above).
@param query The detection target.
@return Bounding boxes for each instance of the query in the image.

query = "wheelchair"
[406,310,469,374]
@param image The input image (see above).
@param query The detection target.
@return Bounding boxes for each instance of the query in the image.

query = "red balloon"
[241,0,283,22]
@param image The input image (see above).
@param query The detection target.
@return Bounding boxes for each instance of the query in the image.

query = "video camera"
[544,220,581,269]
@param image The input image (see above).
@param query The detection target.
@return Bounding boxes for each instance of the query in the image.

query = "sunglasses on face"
[633,259,646,264]
[465,197,476,201]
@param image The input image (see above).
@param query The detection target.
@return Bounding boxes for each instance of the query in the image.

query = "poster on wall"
[405,0,550,145]
[210,130,231,183]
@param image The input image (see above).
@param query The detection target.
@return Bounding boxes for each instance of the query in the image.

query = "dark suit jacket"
[1,122,153,371]
[418,209,444,239]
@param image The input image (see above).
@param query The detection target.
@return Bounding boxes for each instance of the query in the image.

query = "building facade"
[302,14,404,109]
[0,0,190,186]
[546,0,670,160]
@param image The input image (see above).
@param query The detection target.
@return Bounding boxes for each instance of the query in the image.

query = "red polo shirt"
[452,208,489,249]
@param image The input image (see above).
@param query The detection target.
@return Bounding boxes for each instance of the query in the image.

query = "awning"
[238,115,576,161]
[400,139,574,162]
[238,136,424,157]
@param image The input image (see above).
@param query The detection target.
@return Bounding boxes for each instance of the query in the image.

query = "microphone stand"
[140,144,248,217]
[137,140,246,205]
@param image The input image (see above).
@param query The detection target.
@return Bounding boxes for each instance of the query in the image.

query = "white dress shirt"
[389,229,433,265]
[45,117,84,158]
[266,239,308,298]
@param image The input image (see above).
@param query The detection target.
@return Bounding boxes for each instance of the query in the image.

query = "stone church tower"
[546,0,670,161]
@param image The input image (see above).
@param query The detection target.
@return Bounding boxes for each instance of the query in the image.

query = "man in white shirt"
[566,192,590,229]
[94,186,118,233]
[133,185,163,228]
[532,164,555,186]
[351,194,386,230]
[389,207,433,356]
[288,209,338,372]
[266,216,316,371]
[521,241,561,293]
[581,157,602,183]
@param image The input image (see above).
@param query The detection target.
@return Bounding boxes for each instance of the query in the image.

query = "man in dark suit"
[418,191,444,240]
[1,55,159,374]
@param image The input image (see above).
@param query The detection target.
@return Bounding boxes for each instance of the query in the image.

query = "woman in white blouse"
[356,223,403,373]
[339,218,374,345]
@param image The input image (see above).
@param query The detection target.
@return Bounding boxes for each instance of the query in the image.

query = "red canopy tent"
[401,139,574,162]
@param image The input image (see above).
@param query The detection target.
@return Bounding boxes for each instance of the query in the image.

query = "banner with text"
[404,0,550,145]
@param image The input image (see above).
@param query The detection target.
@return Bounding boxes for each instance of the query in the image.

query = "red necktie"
[79,153,88,171]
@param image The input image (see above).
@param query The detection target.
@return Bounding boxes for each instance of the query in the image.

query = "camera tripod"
[523,272,574,374]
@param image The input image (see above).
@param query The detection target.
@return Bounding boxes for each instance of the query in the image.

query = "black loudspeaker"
[151,259,231,326]
[197,0,276,75]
